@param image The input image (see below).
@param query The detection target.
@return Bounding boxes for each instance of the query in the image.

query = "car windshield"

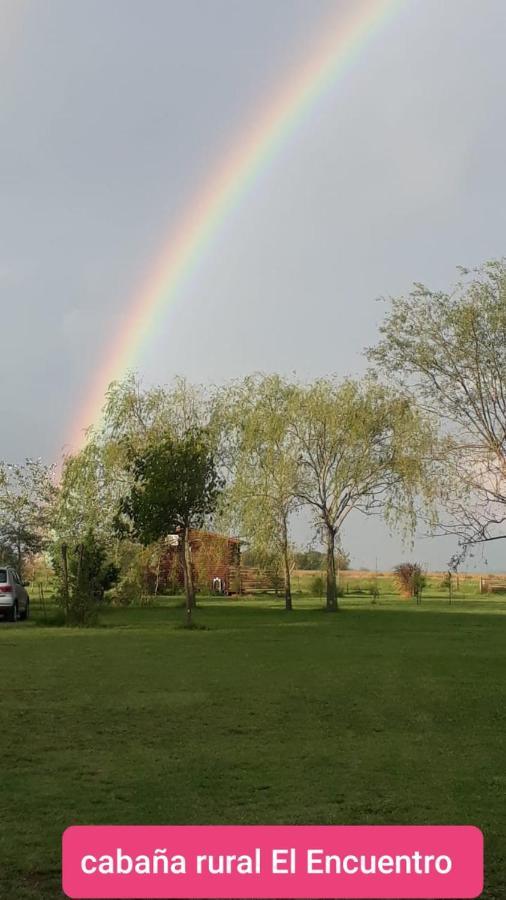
[0,569,6,583]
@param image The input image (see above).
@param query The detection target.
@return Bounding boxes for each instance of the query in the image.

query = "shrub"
[310,575,324,597]
[364,579,380,602]
[439,572,452,591]
[112,573,142,607]
[54,531,120,625]
[393,562,426,599]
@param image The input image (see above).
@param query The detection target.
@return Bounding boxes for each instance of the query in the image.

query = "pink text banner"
[62,824,483,899]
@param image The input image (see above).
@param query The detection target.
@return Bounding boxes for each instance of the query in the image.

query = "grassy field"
[1,594,505,899]
[292,568,492,597]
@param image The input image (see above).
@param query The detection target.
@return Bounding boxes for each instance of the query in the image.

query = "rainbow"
[67,0,403,452]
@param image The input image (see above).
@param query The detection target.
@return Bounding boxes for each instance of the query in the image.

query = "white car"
[0,566,30,621]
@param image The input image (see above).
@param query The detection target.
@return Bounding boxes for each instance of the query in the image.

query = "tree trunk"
[61,543,70,622]
[325,525,338,611]
[154,541,162,597]
[16,538,22,579]
[75,543,85,625]
[282,519,292,611]
[181,527,194,627]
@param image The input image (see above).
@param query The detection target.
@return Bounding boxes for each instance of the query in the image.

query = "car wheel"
[8,603,18,623]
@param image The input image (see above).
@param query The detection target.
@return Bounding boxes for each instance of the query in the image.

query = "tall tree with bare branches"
[369,260,506,563]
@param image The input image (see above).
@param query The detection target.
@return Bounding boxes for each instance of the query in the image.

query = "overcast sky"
[1,0,506,569]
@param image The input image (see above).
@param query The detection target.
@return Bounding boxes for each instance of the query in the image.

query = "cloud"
[0,261,13,281]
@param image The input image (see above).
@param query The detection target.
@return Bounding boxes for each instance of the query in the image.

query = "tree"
[290,378,429,611]
[217,375,300,610]
[0,458,56,576]
[116,429,223,626]
[293,546,350,571]
[101,373,211,448]
[54,530,119,626]
[54,439,122,547]
[55,375,218,595]
[369,261,506,562]
[440,570,454,604]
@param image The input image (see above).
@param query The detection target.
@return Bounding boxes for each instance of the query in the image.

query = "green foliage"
[54,530,120,626]
[294,546,350,570]
[290,377,431,609]
[111,571,141,607]
[101,374,213,449]
[53,377,219,618]
[117,428,223,544]
[366,579,380,602]
[0,370,437,616]
[295,548,324,570]
[116,428,223,625]
[54,440,123,547]
[54,374,215,543]
[109,543,149,606]
[241,548,263,567]
[111,540,176,605]
[310,575,324,597]
[393,562,426,599]
[0,541,17,568]
[369,260,506,558]
[215,374,300,609]
[0,458,56,575]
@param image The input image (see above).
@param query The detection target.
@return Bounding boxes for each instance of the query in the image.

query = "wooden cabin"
[158,530,241,595]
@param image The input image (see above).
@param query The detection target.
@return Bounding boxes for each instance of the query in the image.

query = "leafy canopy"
[290,377,430,538]
[117,429,223,545]
[217,374,300,557]
[0,458,56,572]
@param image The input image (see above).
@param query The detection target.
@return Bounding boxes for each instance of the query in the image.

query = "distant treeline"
[242,547,350,571]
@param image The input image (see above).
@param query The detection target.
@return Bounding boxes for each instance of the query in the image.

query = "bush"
[54,531,120,625]
[364,579,380,602]
[310,575,324,597]
[112,573,141,607]
[439,572,452,591]
[294,548,350,571]
[109,542,165,605]
[393,562,426,599]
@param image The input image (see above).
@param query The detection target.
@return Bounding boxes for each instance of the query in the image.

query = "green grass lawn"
[1,595,505,898]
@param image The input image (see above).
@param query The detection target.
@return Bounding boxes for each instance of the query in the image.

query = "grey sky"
[1,0,506,569]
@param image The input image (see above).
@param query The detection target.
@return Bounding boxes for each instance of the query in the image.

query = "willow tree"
[290,378,430,611]
[100,373,212,451]
[217,375,300,610]
[55,440,120,545]
[369,261,506,562]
